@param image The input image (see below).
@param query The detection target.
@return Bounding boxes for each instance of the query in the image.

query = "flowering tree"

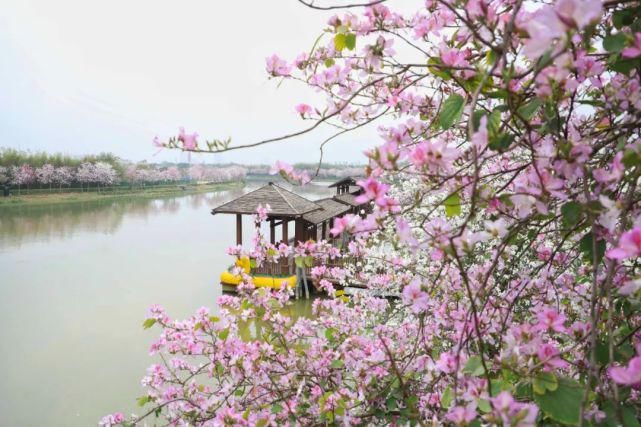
[52,166,74,191]
[76,162,98,190]
[188,164,207,182]
[162,166,183,182]
[35,164,55,189]
[10,164,36,194]
[107,0,641,425]
[0,166,10,186]
[94,162,118,189]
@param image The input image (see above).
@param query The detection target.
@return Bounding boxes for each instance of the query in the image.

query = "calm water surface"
[0,181,332,426]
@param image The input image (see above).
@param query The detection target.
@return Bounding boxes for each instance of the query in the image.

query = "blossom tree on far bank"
[107,0,641,425]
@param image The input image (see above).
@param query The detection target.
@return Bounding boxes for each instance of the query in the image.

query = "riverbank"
[0,181,243,208]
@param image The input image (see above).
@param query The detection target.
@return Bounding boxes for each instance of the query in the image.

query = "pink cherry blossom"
[439,45,469,68]
[606,227,641,260]
[256,204,271,222]
[355,176,389,206]
[265,54,291,76]
[537,343,568,370]
[295,103,313,116]
[609,356,641,388]
[99,412,124,427]
[535,307,567,333]
[622,33,641,59]
[401,278,429,313]
[446,404,476,425]
[178,127,199,151]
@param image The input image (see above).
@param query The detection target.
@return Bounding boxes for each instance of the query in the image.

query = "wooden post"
[322,221,327,240]
[282,219,289,243]
[295,218,304,243]
[269,219,275,244]
[236,214,242,245]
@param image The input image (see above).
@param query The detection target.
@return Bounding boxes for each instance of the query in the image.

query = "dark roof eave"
[211,207,322,217]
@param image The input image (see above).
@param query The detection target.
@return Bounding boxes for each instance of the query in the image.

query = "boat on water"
[220,256,297,291]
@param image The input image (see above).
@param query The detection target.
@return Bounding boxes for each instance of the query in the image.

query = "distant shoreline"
[0,181,243,209]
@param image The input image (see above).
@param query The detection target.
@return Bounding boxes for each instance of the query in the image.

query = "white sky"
[0,0,382,165]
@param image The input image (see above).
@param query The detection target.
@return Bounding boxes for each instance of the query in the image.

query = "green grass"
[0,182,242,208]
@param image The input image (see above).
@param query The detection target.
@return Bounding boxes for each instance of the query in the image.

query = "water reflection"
[0,181,332,249]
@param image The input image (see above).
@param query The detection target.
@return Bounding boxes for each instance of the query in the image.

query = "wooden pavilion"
[211,182,321,245]
[328,176,363,194]
[212,178,373,294]
[211,178,371,245]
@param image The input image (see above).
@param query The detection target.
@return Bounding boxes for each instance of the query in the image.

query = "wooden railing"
[250,255,356,278]
[251,257,292,276]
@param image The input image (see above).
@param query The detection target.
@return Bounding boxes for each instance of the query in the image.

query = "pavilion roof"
[211,182,321,217]
[333,193,362,207]
[302,198,351,224]
[328,176,363,188]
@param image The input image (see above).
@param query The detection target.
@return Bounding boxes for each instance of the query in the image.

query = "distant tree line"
[0,148,364,194]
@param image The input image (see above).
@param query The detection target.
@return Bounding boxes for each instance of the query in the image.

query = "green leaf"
[595,339,611,366]
[609,56,641,75]
[603,33,627,53]
[561,202,582,227]
[488,132,515,152]
[441,386,454,409]
[334,33,346,51]
[295,256,305,268]
[613,9,636,29]
[472,109,501,137]
[219,328,230,340]
[427,57,452,80]
[600,400,641,427]
[271,403,283,414]
[534,377,584,425]
[622,149,641,168]
[386,396,398,411]
[324,58,335,68]
[142,318,156,329]
[137,395,151,407]
[444,192,461,218]
[344,33,356,50]
[304,255,314,267]
[325,327,337,342]
[533,372,558,395]
[477,399,492,413]
[517,99,543,120]
[330,359,344,369]
[463,356,485,376]
[438,94,465,130]
[579,232,606,265]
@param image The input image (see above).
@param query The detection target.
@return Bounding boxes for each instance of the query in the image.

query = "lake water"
[0,180,332,426]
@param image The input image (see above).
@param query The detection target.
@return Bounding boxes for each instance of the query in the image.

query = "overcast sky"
[0,0,381,165]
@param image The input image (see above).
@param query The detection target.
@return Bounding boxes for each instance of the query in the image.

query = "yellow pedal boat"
[220,257,296,290]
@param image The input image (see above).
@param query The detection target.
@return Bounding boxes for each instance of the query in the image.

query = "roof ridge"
[271,184,297,213]
[212,184,271,212]
[272,183,323,214]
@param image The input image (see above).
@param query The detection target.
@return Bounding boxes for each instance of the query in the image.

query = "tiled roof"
[302,198,351,224]
[212,183,321,217]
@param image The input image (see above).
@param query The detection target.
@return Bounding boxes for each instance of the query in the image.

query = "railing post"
[236,214,242,245]
[270,219,275,244]
[282,219,289,243]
